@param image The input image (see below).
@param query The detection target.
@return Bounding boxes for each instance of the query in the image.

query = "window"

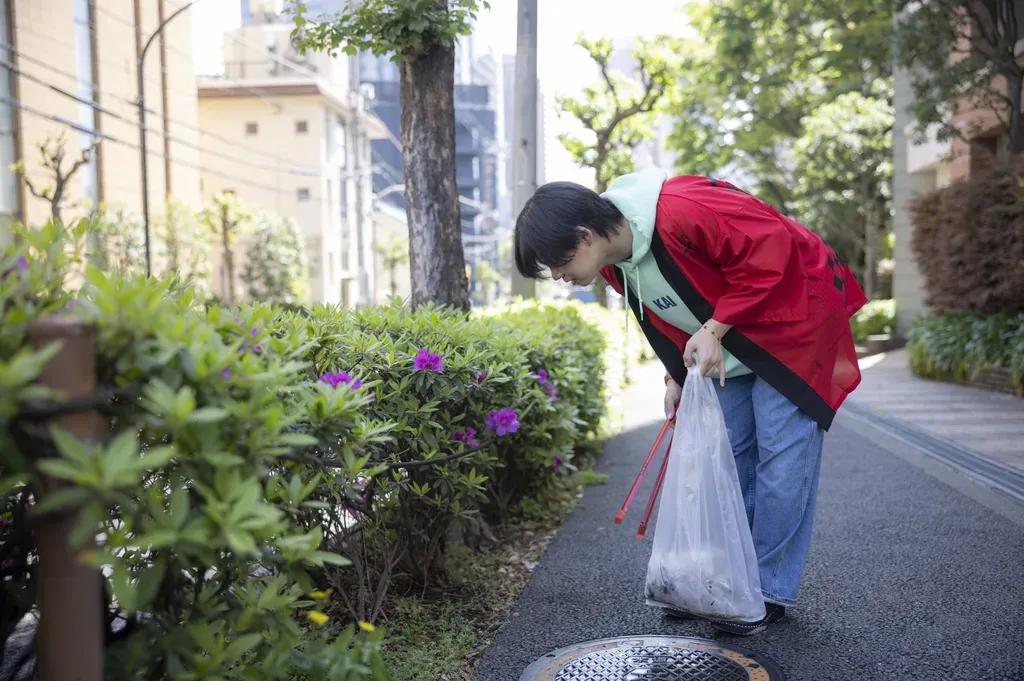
[245,122,259,135]
[296,120,308,134]
[297,188,310,201]
[335,116,348,168]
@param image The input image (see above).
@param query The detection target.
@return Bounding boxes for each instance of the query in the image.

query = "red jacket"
[601,175,866,430]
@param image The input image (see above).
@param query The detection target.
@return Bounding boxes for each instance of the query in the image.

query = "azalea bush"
[1,221,388,681]
[1,220,612,678]
[261,299,607,622]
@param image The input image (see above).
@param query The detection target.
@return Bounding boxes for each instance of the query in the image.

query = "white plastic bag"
[644,365,765,622]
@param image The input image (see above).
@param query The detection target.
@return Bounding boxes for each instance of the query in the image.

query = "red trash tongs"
[614,417,674,539]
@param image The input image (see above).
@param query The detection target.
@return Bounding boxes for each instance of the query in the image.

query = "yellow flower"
[307,611,329,625]
[309,589,332,601]
[357,620,375,633]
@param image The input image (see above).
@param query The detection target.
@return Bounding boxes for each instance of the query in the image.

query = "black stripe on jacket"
[619,230,836,431]
[608,266,687,388]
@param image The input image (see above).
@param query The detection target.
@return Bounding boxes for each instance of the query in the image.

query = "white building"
[198,22,389,306]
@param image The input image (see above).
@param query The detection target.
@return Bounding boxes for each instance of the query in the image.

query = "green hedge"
[908,312,1024,395]
[0,221,610,680]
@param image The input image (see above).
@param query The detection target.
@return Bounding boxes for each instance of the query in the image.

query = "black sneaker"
[708,603,786,636]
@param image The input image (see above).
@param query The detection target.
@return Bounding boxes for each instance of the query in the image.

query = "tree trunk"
[399,30,470,312]
[220,203,235,304]
[862,182,876,300]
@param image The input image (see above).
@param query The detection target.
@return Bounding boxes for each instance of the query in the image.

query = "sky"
[192,0,693,185]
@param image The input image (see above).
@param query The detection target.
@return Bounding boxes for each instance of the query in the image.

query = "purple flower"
[413,347,444,373]
[2,256,28,278]
[485,408,520,437]
[220,368,232,379]
[535,368,550,385]
[553,455,564,473]
[545,383,559,401]
[251,343,264,355]
[453,427,479,447]
[251,327,260,337]
[320,370,362,390]
[474,370,490,383]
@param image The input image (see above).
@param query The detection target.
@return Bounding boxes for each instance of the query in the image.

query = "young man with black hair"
[513,168,866,635]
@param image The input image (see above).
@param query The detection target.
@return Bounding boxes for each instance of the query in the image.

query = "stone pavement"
[473,358,1024,680]
[848,348,1024,472]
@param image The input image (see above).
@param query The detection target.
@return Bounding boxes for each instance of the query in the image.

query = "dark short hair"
[514,181,624,279]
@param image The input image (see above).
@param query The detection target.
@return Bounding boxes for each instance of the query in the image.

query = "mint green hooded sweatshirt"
[601,167,752,378]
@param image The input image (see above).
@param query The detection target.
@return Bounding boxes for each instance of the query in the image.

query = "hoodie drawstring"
[635,269,643,321]
[618,264,645,341]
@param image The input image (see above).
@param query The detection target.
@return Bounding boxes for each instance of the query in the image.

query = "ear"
[576,225,594,245]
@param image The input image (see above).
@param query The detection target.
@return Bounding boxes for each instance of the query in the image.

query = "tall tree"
[558,35,674,193]
[558,34,673,305]
[792,87,894,299]
[666,0,893,210]
[895,0,1024,156]
[289,0,485,312]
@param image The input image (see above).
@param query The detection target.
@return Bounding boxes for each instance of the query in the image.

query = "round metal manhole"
[520,636,784,681]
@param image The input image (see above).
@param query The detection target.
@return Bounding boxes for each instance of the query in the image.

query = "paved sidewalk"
[473,359,1024,680]
[848,349,1024,472]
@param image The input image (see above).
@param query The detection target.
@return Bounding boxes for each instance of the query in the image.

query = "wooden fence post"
[27,316,104,681]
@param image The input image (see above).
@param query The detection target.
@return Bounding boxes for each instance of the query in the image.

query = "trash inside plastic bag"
[644,365,765,622]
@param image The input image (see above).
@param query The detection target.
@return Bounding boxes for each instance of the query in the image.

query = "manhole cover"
[520,636,784,681]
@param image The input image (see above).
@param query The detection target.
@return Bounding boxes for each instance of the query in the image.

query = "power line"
[0,43,377,181]
[0,59,325,180]
[2,95,324,202]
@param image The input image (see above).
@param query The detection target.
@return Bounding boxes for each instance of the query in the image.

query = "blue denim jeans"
[713,373,825,607]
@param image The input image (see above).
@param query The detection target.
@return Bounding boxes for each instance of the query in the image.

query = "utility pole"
[137,0,198,277]
[511,0,537,298]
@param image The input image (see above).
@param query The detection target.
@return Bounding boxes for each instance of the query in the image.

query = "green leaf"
[32,487,91,514]
[188,407,228,424]
[306,550,351,567]
[276,432,319,447]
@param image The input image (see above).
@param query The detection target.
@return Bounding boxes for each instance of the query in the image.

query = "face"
[548,227,605,287]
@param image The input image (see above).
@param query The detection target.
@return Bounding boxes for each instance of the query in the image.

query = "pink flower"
[485,408,519,437]
[413,347,444,373]
[452,427,479,447]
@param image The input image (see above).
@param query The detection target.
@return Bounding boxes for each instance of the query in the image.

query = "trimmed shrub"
[1,220,613,678]
[908,312,1024,394]
[1,222,389,681]
[909,161,1024,314]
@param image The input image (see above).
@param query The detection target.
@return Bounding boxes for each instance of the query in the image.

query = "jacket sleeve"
[661,195,808,326]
